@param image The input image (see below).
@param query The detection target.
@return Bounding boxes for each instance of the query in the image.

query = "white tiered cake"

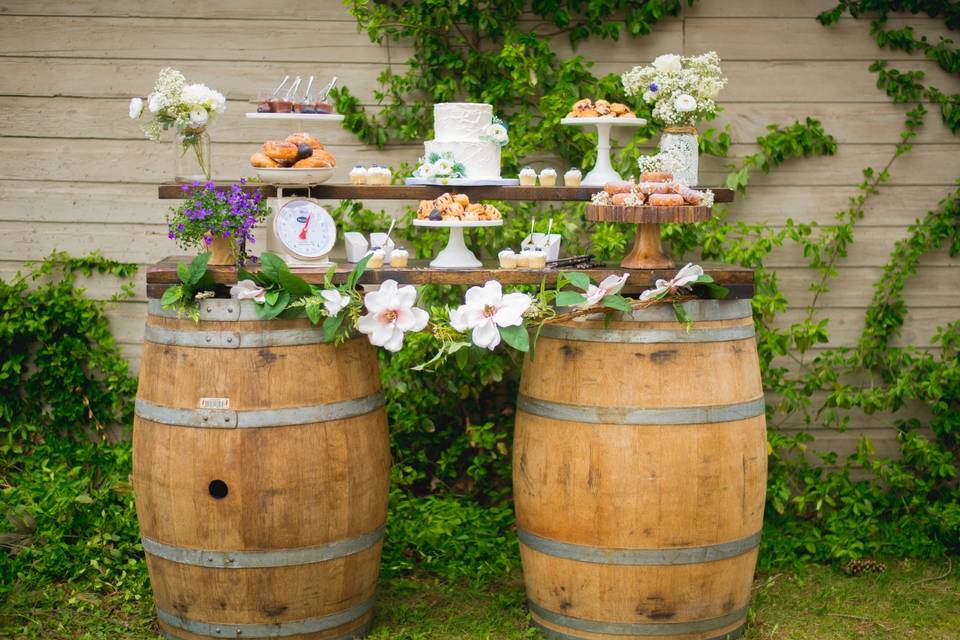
[424,103,501,180]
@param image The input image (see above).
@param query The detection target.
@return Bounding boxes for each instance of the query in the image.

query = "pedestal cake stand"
[586,203,712,269]
[560,116,646,186]
[412,219,503,269]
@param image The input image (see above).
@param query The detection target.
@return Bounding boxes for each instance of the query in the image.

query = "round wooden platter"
[586,203,713,224]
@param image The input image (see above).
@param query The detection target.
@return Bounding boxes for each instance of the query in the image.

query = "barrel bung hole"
[208,479,229,500]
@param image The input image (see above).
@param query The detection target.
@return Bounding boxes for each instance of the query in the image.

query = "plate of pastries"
[250,132,337,185]
[565,98,635,119]
[592,172,711,207]
[414,193,503,224]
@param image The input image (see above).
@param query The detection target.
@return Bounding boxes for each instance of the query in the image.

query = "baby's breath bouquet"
[621,52,726,128]
[129,67,226,180]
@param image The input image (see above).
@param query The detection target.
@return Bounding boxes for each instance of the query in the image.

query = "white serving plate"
[405,177,520,186]
[254,167,335,185]
[245,112,345,121]
[412,219,503,228]
[560,116,647,126]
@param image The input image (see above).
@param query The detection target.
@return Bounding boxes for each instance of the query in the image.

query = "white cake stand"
[560,116,647,186]
[412,219,503,268]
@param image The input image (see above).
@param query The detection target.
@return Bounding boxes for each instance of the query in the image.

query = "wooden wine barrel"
[513,299,766,640]
[133,299,391,640]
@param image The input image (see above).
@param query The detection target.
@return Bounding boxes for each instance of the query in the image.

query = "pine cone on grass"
[842,558,887,576]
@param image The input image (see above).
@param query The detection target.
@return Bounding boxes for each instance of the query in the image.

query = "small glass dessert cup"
[515,250,531,268]
[498,249,518,269]
[539,168,557,187]
[519,167,537,187]
[390,248,410,267]
[527,249,547,268]
[564,168,582,187]
[349,165,367,185]
[366,249,386,269]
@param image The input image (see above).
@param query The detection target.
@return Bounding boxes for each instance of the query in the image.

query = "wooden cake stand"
[586,204,712,270]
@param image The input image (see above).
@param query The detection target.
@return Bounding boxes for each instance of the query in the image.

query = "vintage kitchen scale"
[266,190,338,266]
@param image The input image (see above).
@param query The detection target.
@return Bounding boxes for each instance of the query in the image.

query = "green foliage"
[160,251,214,320]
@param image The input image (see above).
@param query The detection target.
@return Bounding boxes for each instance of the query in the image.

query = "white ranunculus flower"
[129,97,144,119]
[357,280,429,352]
[449,281,532,350]
[180,83,213,108]
[674,93,697,113]
[639,263,704,301]
[418,162,437,178]
[486,123,508,145]
[652,54,683,73]
[580,273,629,308]
[230,279,266,303]
[433,158,454,176]
[189,107,209,127]
[321,289,349,316]
[147,92,168,114]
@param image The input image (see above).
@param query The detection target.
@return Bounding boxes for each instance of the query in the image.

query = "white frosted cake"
[422,103,502,180]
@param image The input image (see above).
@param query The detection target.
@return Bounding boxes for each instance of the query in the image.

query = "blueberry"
[296,143,313,160]
[428,209,442,221]
[301,105,316,114]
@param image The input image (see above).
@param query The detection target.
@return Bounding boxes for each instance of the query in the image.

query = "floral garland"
[162,255,728,364]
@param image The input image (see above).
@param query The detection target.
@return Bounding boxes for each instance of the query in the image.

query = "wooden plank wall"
[1,0,957,459]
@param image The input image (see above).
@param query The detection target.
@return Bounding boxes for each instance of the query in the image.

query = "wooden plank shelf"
[146,257,755,299]
[158,182,735,203]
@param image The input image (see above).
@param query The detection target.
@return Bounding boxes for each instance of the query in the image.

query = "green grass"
[2,560,957,639]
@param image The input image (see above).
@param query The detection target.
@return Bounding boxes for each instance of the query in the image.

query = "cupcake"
[349,165,367,185]
[519,167,537,187]
[564,168,582,187]
[498,249,518,269]
[527,248,547,268]
[365,248,385,268]
[538,168,557,187]
[365,165,392,185]
[390,247,409,267]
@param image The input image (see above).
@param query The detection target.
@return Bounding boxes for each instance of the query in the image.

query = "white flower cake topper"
[449,281,532,350]
[357,280,429,352]
[481,117,510,147]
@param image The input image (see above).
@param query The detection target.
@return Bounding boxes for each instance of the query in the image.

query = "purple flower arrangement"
[166,179,271,264]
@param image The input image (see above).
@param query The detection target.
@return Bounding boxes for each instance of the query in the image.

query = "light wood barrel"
[514,300,766,640]
[133,299,391,640]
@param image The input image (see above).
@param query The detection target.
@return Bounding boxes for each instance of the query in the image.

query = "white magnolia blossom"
[357,280,429,352]
[449,281,532,350]
[433,158,454,176]
[129,97,144,119]
[639,263,704,301]
[581,273,629,308]
[321,289,349,316]
[230,279,266,303]
[189,107,209,127]
[674,93,697,113]
[652,53,683,73]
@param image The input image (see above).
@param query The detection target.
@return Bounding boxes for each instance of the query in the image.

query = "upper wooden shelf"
[157,182,735,203]
[145,257,755,299]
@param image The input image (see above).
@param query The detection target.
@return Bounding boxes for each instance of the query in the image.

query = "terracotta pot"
[206,236,236,266]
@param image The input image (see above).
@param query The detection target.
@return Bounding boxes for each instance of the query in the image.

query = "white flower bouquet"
[129,67,226,179]
[621,52,726,128]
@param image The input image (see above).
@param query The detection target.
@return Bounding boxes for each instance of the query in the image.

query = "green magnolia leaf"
[323,312,345,342]
[176,261,191,285]
[563,271,591,291]
[348,253,372,290]
[187,252,211,285]
[602,294,633,313]
[305,302,322,325]
[279,270,312,301]
[672,301,693,332]
[556,291,587,307]
[259,252,288,284]
[265,290,280,306]
[160,285,182,308]
[498,324,530,352]
[256,290,290,320]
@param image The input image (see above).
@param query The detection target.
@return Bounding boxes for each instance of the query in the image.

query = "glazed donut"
[673,184,704,205]
[293,154,331,168]
[262,140,298,161]
[608,191,644,206]
[648,193,685,207]
[603,181,635,195]
[312,149,336,167]
[249,152,278,168]
[640,171,673,183]
[636,181,674,195]
[610,192,632,206]
[285,132,324,149]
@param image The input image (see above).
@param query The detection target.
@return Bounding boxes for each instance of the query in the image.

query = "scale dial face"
[273,199,337,260]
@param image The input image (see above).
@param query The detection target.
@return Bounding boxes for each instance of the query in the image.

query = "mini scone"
[519,167,537,186]
[564,168,582,187]
[648,193,685,206]
[349,165,367,185]
[453,193,470,208]
[498,249,517,268]
[538,168,557,187]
